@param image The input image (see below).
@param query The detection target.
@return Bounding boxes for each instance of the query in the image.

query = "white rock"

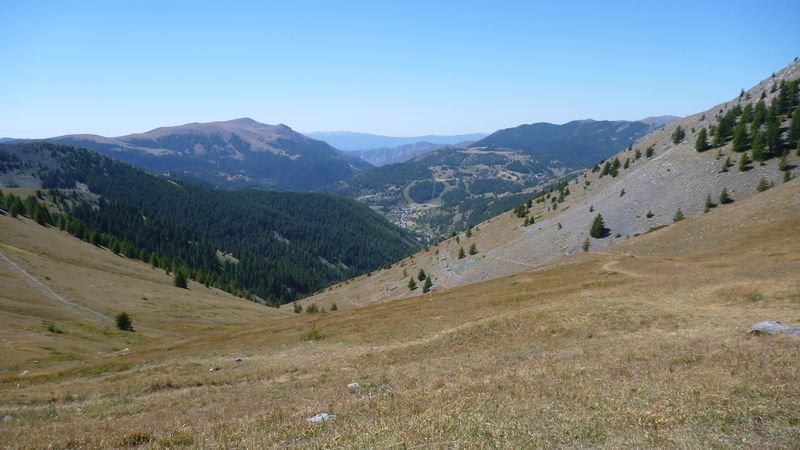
[347,382,360,391]
[2,415,11,424]
[307,412,335,423]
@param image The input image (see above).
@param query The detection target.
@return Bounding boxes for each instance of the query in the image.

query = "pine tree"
[589,214,606,238]
[751,130,765,163]
[704,194,714,213]
[646,146,655,158]
[422,276,432,293]
[720,156,731,172]
[738,152,750,171]
[779,152,788,172]
[634,148,642,160]
[784,170,792,183]
[418,269,426,281]
[719,188,732,204]
[174,269,188,289]
[731,122,748,152]
[757,177,769,192]
[293,302,302,313]
[465,227,472,238]
[115,312,133,331]
[671,125,686,144]
[623,157,629,169]
[789,104,800,146]
[765,118,782,159]
[408,277,417,290]
[458,247,465,259]
[582,238,590,252]
[646,209,654,218]
[673,209,685,222]
[469,243,478,255]
[330,302,338,311]
[695,128,709,152]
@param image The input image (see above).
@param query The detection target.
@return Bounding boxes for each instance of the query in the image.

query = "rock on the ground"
[307,412,335,423]
[347,382,360,391]
[748,321,800,336]
[3,415,11,424]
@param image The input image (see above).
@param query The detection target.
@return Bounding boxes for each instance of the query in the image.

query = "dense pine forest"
[0,142,419,304]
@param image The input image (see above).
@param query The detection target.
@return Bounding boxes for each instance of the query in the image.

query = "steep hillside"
[346,141,442,166]
[307,60,800,307]
[3,164,798,448]
[327,119,661,238]
[48,118,371,191]
[0,142,418,303]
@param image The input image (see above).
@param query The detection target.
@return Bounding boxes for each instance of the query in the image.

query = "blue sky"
[1,1,798,137]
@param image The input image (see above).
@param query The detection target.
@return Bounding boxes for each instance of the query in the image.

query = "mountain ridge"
[47,118,371,191]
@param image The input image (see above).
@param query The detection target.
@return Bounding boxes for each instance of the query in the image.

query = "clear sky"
[1,0,799,138]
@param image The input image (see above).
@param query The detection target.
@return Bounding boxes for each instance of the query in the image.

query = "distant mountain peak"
[226,117,259,125]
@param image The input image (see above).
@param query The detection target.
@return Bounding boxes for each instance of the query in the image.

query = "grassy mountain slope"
[0,212,286,369]
[48,118,371,191]
[0,142,418,303]
[307,60,800,307]
[2,165,798,448]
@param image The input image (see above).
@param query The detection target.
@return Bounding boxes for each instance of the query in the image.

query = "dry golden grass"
[1,182,799,448]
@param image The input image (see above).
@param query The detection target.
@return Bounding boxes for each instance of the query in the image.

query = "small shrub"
[306,303,319,314]
[121,431,152,447]
[582,238,590,252]
[330,302,338,311]
[293,302,302,314]
[302,326,325,341]
[43,321,63,334]
[719,188,733,204]
[115,312,134,332]
[673,209,685,222]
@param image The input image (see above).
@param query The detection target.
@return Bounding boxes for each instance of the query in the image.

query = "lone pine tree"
[590,214,606,239]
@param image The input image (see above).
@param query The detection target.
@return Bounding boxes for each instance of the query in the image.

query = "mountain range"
[344,141,445,166]
[326,118,670,236]
[0,141,418,303]
[48,118,371,191]
[306,131,487,151]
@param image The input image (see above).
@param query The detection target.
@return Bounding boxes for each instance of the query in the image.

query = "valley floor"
[1,182,799,448]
